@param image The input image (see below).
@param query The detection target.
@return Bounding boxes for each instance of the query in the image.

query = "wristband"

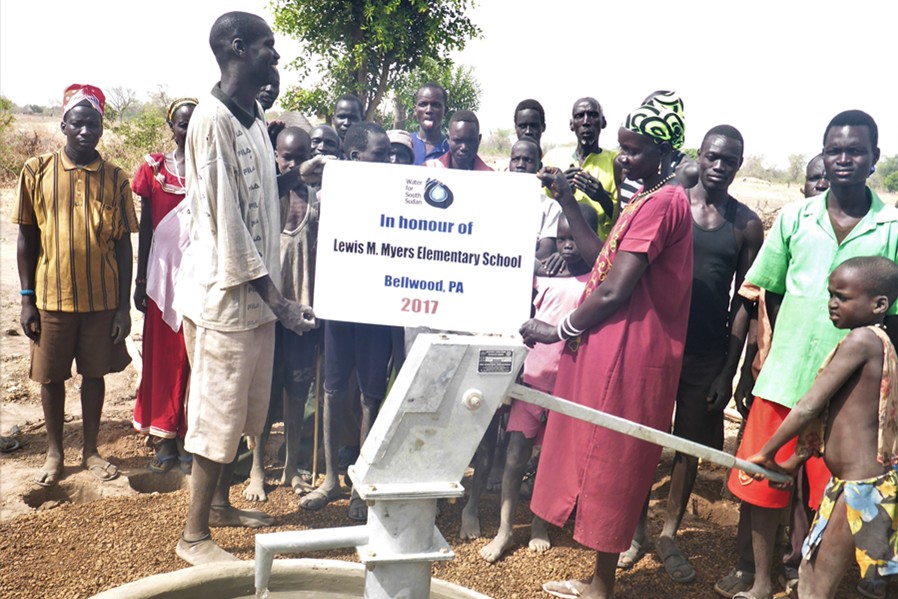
[19,289,35,296]
[556,311,585,340]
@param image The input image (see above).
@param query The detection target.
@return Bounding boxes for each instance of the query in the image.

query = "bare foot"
[34,455,64,487]
[529,517,551,553]
[479,529,513,562]
[282,469,314,495]
[209,505,274,528]
[459,506,481,539]
[243,474,268,502]
[176,535,239,565]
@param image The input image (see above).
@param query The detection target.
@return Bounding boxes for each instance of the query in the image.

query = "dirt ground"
[2,179,895,598]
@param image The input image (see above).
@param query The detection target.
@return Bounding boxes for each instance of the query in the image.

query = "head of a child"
[828,257,898,329]
[556,204,598,268]
[275,126,311,173]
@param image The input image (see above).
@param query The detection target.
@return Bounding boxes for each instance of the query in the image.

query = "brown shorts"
[30,310,131,383]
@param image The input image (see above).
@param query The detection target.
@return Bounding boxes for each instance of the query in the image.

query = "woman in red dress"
[132,98,197,473]
[521,97,693,599]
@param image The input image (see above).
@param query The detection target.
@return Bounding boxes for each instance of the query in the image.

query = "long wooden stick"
[312,350,322,483]
[507,383,791,484]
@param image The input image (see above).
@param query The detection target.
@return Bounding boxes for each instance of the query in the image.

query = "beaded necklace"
[631,173,675,204]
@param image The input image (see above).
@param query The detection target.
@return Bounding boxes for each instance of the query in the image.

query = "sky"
[2,0,896,168]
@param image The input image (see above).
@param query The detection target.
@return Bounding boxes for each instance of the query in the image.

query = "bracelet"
[19,289,35,296]
[555,320,566,342]
[556,310,586,340]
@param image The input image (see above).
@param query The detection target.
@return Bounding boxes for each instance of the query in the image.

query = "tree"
[481,128,513,156]
[272,0,480,121]
[106,87,138,123]
[884,171,898,193]
[741,155,768,180]
[787,153,805,183]
[388,56,482,131]
[0,95,14,131]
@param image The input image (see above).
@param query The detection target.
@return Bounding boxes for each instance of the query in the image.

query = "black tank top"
[686,197,739,353]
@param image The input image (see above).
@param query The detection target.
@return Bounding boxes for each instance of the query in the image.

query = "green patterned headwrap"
[623,94,685,150]
[644,91,684,119]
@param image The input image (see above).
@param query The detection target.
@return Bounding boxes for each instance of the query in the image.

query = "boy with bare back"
[479,205,598,563]
[746,256,898,598]
[244,127,320,502]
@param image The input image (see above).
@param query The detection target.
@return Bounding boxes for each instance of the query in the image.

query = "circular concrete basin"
[90,559,492,598]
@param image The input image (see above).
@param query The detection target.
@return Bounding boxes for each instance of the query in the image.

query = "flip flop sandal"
[178,454,193,475]
[148,453,177,474]
[34,467,61,487]
[299,487,337,511]
[857,578,887,599]
[617,539,648,569]
[0,436,21,453]
[84,460,119,482]
[660,545,696,583]
[714,568,755,598]
[542,579,587,598]
[348,494,368,521]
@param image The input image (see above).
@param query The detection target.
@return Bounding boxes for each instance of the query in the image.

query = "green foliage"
[101,103,170,175]
[0,96,54,183]
[877,155,898,179]
[272,0,481,121]
[480,128,513,157]
[280,86,333,123]
[884,171,898,193]
[386,57,482,131]
[0,95,14,131]
[680,148,698,161]
[787,153,805,183]
[740,154,786,182]
[0,130,54,184]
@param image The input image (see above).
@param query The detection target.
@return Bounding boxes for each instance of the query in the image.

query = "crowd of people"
[10,10,898,599]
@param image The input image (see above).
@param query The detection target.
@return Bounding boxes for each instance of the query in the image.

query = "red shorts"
[506,399,546,445]
[727,396,831,510]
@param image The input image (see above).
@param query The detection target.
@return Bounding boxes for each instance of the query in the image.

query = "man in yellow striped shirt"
[13,84,138,488]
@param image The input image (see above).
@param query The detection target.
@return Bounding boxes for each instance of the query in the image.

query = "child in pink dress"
[479,205,597,563]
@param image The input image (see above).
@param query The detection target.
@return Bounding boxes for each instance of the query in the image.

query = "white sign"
[314,161,542,334]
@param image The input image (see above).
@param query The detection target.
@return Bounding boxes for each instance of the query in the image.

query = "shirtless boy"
[244,127,320,502]
[722,110,898,599]
[746,257,898,598]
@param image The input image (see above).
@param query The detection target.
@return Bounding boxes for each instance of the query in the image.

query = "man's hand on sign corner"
[277,301,316,335]
[300,155,334,184]
[519,318,559,348]
[537,167,575,205]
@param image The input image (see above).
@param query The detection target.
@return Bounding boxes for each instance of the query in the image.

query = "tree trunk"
[365,62,391,121]
[392,95,406,131]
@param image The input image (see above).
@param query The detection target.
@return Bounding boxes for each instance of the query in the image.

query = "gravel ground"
[0,418,878,599]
